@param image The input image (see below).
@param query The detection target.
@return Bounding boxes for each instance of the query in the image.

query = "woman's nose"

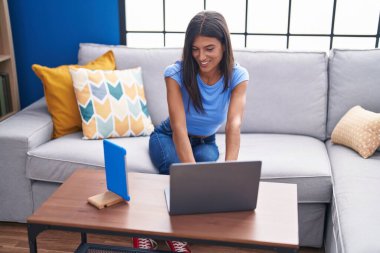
[199,50,206,61]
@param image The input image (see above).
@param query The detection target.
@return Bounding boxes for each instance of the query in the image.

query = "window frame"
[119,0,380,49]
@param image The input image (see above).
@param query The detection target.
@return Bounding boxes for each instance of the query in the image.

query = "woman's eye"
[192,48,198,51]
[207,48,214,52]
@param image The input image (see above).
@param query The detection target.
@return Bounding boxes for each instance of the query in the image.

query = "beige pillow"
[331,105,380,158]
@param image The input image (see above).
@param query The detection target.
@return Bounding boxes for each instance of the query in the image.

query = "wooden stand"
[87,191,125,209]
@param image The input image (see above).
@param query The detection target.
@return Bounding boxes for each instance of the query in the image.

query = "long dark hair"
[182,11,234,113]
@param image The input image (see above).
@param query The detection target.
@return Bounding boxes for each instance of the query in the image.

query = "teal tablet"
[103,139,130,201]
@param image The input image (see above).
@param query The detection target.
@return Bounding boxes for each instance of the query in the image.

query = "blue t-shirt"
[164,61,249,136]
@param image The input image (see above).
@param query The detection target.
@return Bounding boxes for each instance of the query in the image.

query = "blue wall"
[8,0,121,108]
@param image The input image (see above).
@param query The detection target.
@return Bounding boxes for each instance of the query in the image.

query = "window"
[121,0,380,51]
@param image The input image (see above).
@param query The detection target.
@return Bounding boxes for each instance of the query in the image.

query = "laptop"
[103,139,130,201]
[164,160,262,215]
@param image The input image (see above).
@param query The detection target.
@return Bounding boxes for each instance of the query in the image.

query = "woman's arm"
[225,81,248,161]
[166,77,196,163]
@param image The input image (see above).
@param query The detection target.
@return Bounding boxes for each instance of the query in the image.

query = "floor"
[0,222,325,253]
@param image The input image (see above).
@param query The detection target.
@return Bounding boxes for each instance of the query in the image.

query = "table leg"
[277,248,298,253]
[81,232,87,243]
[27,224,45,253]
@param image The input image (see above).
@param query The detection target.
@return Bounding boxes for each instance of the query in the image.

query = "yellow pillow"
[331,105,380,158]
[32,51,116,138]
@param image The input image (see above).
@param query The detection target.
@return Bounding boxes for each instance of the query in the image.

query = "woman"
[133,11,249,252]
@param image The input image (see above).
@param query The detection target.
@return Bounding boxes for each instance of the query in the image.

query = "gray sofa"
[0,43,379,252]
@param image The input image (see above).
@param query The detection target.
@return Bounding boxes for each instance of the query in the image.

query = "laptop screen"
[165,161,262,215]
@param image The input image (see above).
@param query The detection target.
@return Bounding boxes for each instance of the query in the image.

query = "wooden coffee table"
[27,169,299,253]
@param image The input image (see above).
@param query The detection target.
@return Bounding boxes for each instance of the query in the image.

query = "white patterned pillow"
[331,105,380,158]
[69,67,154,139]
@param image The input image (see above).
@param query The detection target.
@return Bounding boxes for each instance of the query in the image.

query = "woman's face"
[191,35,224,76]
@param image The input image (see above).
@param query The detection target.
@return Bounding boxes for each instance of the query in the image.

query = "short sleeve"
[164,61,183,87]
[230,64,249,90]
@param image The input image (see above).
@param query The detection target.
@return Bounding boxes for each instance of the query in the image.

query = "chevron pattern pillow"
[69,67,154,139]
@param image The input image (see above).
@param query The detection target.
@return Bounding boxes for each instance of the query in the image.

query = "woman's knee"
[149,132,178,174]
[193,144,219,162]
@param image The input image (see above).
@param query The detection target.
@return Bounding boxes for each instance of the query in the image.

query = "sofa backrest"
[78,43,328,140]
[327,49,380,137]
[234,50,328,140]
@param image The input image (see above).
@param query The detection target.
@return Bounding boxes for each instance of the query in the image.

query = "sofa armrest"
[0,98,53,222]
[0,98,53,148]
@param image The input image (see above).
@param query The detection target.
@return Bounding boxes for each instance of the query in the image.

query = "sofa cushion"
[78,44,328,140]
[77,43,181,126]
[233,50,328,140]
[326,140,380,253]
[70,67,154,139]
[216,133,332,203]
[327,49,380,137]
[27,132,331,203]
[26,132,157,183]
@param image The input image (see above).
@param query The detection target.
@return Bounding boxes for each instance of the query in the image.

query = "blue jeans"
[149,118,219,174]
